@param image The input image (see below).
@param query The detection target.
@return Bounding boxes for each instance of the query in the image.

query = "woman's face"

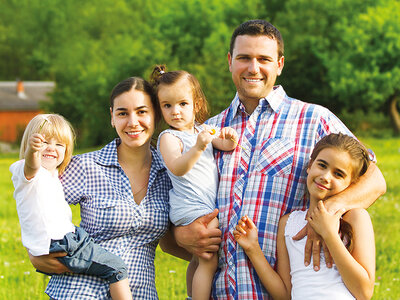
[110,88,155,149]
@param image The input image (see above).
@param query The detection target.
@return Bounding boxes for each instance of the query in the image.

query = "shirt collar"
[229,85,286,118]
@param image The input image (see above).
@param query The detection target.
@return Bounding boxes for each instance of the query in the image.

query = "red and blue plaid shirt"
[208,86,352,299]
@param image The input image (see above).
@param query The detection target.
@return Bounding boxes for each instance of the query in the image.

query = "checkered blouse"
[45,139,171,299]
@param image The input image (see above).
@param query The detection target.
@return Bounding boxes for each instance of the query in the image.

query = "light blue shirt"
[157,126,218,226]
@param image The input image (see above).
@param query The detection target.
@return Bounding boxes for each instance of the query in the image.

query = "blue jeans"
[41,227,127,283]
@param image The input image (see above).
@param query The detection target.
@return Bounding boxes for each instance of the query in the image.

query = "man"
[174,20,386,299]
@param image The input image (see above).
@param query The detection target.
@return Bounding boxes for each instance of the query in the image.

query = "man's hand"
[28,250,71,274]
[292,222,332,271]
[173,209,222,260]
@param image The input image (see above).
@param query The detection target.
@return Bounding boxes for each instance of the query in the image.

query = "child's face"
[157,78,196,132]
[307,147,353,201]
[41,137,66,173]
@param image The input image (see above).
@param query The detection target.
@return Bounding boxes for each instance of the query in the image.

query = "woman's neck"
[117,142,152,169]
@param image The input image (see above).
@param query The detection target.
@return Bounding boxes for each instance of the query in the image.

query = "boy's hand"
[28,133,45,153]
[233,215,259,252]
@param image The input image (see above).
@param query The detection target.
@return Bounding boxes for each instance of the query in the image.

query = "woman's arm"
[234,215,291,300]
[308,202,375,300]
[27,250,71,274]
[159,131,213,177]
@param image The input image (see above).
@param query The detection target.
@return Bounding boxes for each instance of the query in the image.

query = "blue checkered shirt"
[45,139,171,299]
[208,86,353,299]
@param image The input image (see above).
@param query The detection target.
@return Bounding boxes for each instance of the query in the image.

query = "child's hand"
[195,129,213,151]
[28,133,45,153]
[307,201,344,239]
[219,127,238,143]
[233,215,259,252]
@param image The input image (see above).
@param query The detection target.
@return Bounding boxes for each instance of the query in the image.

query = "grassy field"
[0,137,399,299]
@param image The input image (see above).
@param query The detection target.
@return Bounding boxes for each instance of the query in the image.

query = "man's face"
[228,35,284,113]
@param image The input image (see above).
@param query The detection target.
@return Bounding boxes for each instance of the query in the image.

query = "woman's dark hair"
[110,76,161,125]
[149,65,209,124]
[310,133,371,251]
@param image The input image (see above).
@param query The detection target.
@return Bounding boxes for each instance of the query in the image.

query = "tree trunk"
[389,95,400,135]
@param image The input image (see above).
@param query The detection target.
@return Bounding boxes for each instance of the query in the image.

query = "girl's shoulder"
[342,208,371,225]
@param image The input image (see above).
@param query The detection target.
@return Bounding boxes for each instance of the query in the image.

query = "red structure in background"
[0,81,54,143]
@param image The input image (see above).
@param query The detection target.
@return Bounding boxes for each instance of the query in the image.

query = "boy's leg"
[109,278,132,300]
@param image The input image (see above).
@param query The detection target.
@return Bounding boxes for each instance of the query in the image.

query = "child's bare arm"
[159,131,213,176]
[211,127,238,152]
[234,216,291,300]
[308,202,375,299]
[24,133,45,180]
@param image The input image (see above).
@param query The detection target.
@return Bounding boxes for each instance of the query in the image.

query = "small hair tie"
[159,70,165,75]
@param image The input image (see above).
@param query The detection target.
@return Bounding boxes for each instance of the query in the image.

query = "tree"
[321,0,400,134]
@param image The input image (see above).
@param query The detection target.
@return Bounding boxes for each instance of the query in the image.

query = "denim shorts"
[42,227,127,283]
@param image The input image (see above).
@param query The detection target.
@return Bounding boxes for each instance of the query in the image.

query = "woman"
[29,77,179,299]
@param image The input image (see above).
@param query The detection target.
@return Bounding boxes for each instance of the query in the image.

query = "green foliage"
[323,0,400,111]
[0,0,285,146]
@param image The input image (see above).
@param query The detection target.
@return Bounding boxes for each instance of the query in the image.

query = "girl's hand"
[219,127,238,142]
[28,133,45,153]
[233,215,259,253]
[307,201,344,239]
[195,129,213,151]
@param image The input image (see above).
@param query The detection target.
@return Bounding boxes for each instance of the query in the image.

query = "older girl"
[234,133,375,300]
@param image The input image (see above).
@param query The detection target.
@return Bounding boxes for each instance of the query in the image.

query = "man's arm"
[159,227,192,261]
[173,209,222,260]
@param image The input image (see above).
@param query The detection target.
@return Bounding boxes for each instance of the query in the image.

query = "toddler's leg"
[186,256,199,298]
[109,278,132,300]
[191,217,219,300]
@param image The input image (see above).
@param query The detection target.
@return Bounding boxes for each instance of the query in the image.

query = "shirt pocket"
[256,138,294,177]
[81,194,135,240]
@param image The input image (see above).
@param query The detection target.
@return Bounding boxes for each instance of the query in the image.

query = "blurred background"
[0,0,399,149]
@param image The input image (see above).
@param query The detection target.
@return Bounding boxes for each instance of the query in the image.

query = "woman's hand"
[28,250,71,274]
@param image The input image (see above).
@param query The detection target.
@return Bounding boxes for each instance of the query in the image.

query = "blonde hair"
[19,114,75,174]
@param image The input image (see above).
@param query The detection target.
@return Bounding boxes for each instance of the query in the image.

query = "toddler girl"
[151,65,238,300]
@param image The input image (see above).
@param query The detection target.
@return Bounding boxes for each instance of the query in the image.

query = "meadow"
[0,137,399,299]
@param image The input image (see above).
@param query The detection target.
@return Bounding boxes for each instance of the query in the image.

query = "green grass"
[1,137,399,299]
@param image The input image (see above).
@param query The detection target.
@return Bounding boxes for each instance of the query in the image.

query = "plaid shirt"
[208,86,352,299]
[45,139,171,299]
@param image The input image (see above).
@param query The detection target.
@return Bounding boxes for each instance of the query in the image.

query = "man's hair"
[229,19,284,59]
